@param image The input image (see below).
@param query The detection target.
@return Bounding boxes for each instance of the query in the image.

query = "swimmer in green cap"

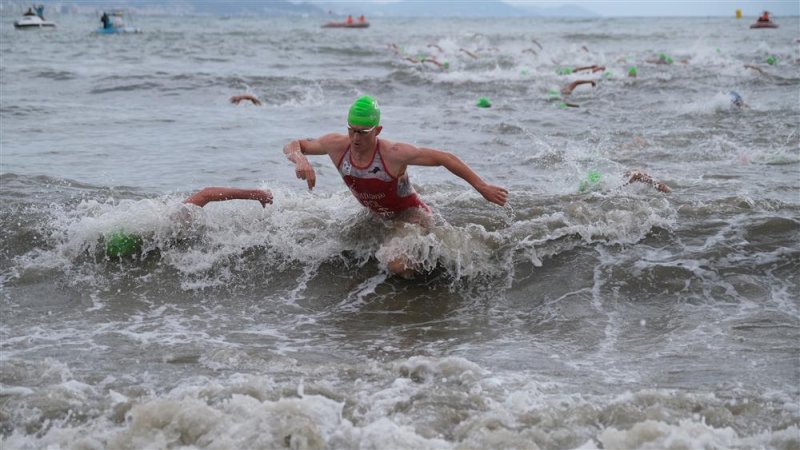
[283,95,508,278]
[105,187,273,258]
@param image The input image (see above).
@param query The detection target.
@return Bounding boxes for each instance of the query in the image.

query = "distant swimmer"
[282,96,508,278]
[459,48,479,59]
[421,57,448,70]
[623,170,671,193]
[560,79,596,95]
[106,187,273,258]
[744,64,770,77]
[728,91,748,109]
[574,65,605,73]
[230,94,262,106]
[427,43,443,53]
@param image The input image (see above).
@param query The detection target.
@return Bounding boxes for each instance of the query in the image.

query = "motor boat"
[750,20,778,29]
[322,16,369,28]
[14,6,55,29]
[750,11,778,29]
[94,11,141,34]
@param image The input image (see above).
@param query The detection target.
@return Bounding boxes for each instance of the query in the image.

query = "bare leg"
[382,208,432,279]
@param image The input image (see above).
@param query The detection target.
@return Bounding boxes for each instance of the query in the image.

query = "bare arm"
[283,134,346,190]
[561,79,596,95]
[230,94,262,106]
[396,144,508,206]
[572,65,597,73]
[459,48,479,59]
[184,187,273,208]
[623,170,671,193]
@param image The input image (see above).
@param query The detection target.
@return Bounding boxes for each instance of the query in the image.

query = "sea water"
[1,14,799,449]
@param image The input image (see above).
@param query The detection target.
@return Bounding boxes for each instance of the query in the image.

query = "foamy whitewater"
[1,12,799,450]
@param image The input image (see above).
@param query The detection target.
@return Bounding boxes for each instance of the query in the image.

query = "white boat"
[14,7,55,29]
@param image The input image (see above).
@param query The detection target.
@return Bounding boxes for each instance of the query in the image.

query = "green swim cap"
[628,66,638,77]
[547,89,561,99]
[105,231,143,258]
[476,97,492,108]
[578,170,602,192]
[766,55,777,65]
[557,67,573,75]
[348,96,380,127]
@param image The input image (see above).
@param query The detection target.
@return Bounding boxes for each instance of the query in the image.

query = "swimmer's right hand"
[295,160,316,190]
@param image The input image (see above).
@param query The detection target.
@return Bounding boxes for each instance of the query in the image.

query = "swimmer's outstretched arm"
[744,64,769,77]
[391,143,509,206]
[561,79,596,95]
[421,57,445,68]
[184,187,273,208]
[623,170,671,193]
[459,48,478,59]
[230,94,262,106]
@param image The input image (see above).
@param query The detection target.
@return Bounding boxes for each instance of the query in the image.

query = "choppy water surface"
[1,13,799,449]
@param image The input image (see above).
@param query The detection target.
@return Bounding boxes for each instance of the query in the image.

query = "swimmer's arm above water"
[390,143,509,206]
[624,170,671,193]
[184,187,273,208]
[283,133,346,190]
[229,94,262,106]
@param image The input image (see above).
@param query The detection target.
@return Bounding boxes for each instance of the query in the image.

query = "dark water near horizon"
[1,14,799,450]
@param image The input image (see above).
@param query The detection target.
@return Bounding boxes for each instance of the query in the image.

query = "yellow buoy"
[736,9,742,19]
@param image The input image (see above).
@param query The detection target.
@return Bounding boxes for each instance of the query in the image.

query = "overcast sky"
[357,0,800,17]
[507,0,799,17]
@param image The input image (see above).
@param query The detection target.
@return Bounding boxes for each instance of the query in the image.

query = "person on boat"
[35,5,45,19]
[560,79,596,95]
[100,12,111,29]
[358,15,366,23]
[24,7,35,16]
[230,94,262,106]
[346,15,353,25]
[757,11,770,22]
[282,95,508,278]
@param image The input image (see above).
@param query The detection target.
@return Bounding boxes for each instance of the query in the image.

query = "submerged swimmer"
[106,187,272,257]
[230,94,262,106]
[283,95,508,278]
[728,91,748,108]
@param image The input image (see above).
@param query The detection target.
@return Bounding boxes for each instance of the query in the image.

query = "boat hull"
[750,22,778,29]
[14,23,56,28]
[94,27,142,34]
[321,22,369,29]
